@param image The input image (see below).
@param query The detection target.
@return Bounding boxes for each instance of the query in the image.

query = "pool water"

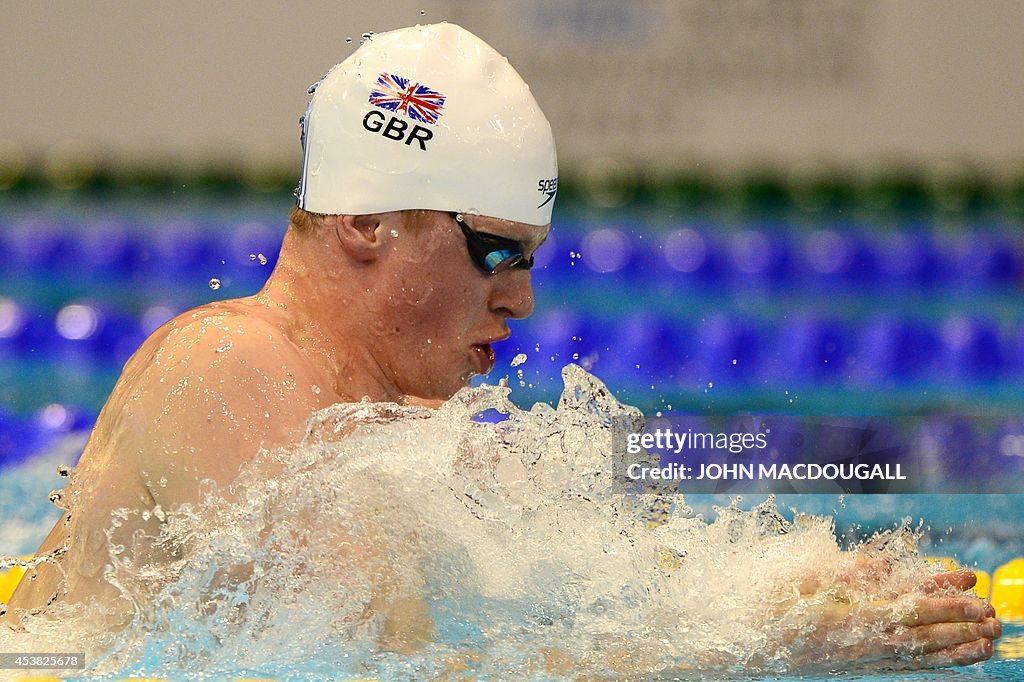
[2,388,1023,681]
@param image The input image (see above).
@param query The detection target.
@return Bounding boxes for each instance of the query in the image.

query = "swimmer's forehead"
[463,213,551,253]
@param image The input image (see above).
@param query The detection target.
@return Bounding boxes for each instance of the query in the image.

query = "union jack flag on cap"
[368,73,447,125]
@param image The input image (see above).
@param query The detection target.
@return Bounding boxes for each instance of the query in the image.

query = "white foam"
[1,367,943,678]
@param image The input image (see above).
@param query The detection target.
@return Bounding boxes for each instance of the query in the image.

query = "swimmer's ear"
[332,214,389,262]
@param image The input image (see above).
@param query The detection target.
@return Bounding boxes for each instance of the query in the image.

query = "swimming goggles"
[451,212,534,274]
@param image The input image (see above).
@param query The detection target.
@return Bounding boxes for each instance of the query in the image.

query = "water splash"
[0,367,949,679]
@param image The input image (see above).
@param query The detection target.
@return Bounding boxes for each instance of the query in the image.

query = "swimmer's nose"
[490,269,535,320]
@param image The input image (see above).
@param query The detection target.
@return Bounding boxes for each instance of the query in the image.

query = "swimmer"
[1,22,1000,673]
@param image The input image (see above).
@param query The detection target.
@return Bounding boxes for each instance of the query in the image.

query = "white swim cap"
[295,22,558,226]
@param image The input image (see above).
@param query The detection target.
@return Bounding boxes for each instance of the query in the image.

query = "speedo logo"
[537,177,558,208]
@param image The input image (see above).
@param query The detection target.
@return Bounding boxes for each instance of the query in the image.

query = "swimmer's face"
[376,210,549,400]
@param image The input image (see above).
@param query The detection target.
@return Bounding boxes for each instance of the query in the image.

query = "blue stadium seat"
[854,316,939,383]
[33,402,95,437]
[800,226,885,291]
[532,219,586,285]
[510,308,602,372]
[774,316,850,382]
[845,234,882,285]
[660,224,723,287]
[876,232,942,288]
[599,313,694,387]
[142,218,222,279]
[217,219,282,288]
[0,403,94,467]
[725,227,792,286]
[6,215,76,274]
[0,407,32,466]
[72,217,145,278]
[50,302,146,366]
[579,225,634,276]
[938,315,1004,381]
[695,315,762,385]
[0,300,56,357]
[1011,320,1024,378]
[942,231,1022,288]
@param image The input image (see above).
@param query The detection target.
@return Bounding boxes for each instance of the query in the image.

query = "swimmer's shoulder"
[129,297,317,375]
[111,297,337,421]
[107,298,337,489]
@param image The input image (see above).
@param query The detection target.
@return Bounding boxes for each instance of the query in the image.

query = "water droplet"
[732,359,738,365]
[511,353,527,367]
[257,253,267,265]
[249,253,257,261]
[208,278,221,290]
[361,32,374,43]
[48,490,64,507]
[420,9,426,15]
[56,464,71,478]
[345,36,353,44]
[390,229,399,238]
[313,385,321,395]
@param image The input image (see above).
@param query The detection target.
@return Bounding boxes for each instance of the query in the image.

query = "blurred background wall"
[2,0,1022,175]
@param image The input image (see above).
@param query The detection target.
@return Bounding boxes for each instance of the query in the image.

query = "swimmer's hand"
[785,567,1001,672]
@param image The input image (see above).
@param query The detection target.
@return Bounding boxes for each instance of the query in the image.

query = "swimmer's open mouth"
[471,344,496,374]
